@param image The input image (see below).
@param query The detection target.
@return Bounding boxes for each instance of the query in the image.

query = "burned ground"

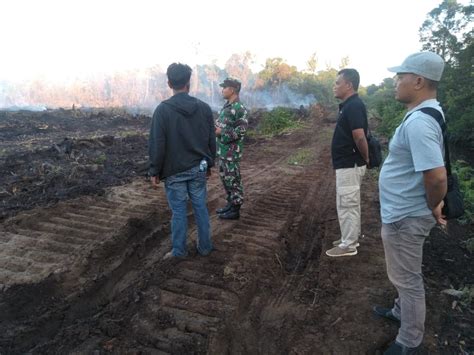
[0,108,472,354]
[0,108,152,221]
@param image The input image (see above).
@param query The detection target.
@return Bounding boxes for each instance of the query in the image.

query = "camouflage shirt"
[216,100,248,161]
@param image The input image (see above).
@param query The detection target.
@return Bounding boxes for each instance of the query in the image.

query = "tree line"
[365,0,473,149]
[0,52,340,111]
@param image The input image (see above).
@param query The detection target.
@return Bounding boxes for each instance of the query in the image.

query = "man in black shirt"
[326,68,369,257]
[149,63,216,260]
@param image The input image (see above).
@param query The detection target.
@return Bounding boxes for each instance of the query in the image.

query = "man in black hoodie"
[149,63,216,260]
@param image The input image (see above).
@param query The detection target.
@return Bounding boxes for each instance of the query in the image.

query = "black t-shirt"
[331,94,368,169]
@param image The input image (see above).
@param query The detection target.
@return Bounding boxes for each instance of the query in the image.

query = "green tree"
[438,38,474,146]
[287,70,336,107]
[258,58,298,88]
[419,0,473,63]
[363,78,405,138]
[314,68,339,107]
[419,0,473,147]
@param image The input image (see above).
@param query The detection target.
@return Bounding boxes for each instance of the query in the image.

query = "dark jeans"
[164,165,212,257]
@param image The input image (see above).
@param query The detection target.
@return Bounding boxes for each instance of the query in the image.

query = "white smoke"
[241,85,316,110]
[0,67,318,111]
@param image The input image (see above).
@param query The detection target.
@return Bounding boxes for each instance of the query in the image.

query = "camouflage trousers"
[218,158,243,206]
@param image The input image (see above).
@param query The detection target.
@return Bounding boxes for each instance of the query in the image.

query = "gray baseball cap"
[388,52,445,81]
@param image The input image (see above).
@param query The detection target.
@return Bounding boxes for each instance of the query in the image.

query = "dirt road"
[0,108,471,354]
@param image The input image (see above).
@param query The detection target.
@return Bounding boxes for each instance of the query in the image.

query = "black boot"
[219,205,240,220]
[216,203,232,214]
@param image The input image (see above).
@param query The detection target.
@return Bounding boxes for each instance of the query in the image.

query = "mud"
[0,107,472,354]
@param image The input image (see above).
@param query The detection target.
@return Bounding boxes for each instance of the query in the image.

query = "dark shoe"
[216,203,232,214]
[373,305,401,325]
[197,249,213,257]
[218,205,240,220]
[384,341,421,354]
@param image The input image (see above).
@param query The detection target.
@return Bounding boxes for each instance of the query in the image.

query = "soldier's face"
[222,86,234,100]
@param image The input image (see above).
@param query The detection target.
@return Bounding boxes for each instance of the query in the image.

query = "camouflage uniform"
[216,100,248,206]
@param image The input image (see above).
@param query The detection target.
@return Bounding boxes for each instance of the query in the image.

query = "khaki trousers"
[336,165,366,248]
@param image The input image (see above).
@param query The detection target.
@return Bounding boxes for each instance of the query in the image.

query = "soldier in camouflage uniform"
[215,77,248,220]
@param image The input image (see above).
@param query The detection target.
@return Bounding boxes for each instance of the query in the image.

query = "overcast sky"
[0,0,456,86]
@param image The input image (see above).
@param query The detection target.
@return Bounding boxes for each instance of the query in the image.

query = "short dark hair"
[338,68,360,91]
[167,63,192,90]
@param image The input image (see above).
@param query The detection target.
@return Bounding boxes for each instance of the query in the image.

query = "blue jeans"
[164,165,212,257]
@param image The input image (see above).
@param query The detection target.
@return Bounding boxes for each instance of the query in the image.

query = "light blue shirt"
[379,99,445,224]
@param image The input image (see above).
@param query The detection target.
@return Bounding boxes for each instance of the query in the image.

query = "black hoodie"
[148,92,216,179]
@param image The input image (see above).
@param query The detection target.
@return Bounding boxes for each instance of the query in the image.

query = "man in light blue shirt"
[379,98,445,223]
[374,52,448,355]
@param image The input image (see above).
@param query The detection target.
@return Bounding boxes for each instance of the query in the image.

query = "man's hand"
[432,200,447,226]
[150,175,160,189]
[352,128,369,166]
[215,127,222,137]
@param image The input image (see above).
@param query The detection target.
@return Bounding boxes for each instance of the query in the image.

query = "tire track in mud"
[201,148,336,354]
[0,161,305,353]
[118,159,325,354]
[0,114,333,353]
[0,181,169,288]
[105,128,332,352]
[268,151,334,309]
[6,154,321,353]
[0,133,305,293]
